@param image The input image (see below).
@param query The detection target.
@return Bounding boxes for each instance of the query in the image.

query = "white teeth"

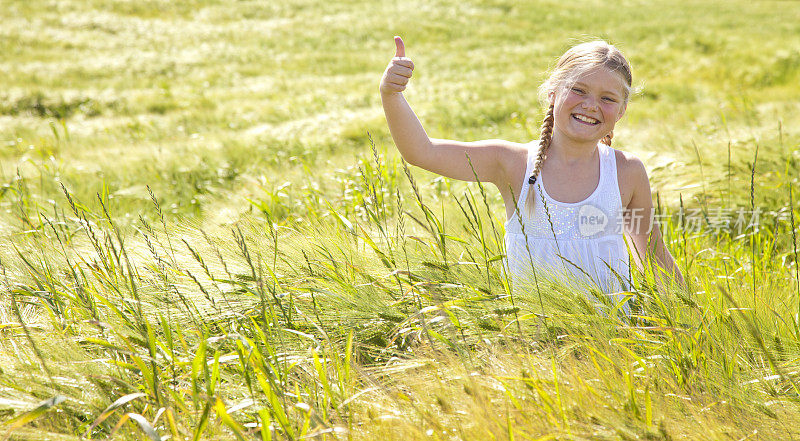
[573,114,599,124]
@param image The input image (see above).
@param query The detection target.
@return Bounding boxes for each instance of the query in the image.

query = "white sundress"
[504,140,632,310]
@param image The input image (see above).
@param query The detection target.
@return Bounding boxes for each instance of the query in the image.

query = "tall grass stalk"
[750,144,759,305]
[790,185,800,315]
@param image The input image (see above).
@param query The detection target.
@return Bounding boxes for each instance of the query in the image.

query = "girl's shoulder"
[491,139,535,168]
[496,139,540,164]
[490,139,537,202]
[491,138,536,153]
[613,148,647,175]
[466,138,532,155]
[612,148,651,207]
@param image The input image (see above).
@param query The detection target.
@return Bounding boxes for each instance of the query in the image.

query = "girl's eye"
[571,87,585,94]
[602,97,617,103]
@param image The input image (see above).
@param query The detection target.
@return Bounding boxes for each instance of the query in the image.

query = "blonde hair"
[525,40,633,215]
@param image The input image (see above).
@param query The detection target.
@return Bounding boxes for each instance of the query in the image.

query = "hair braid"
[524,103,555,215]
[601,130,614,146]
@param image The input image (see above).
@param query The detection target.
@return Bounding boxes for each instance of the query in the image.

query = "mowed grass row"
[1,0,800,439]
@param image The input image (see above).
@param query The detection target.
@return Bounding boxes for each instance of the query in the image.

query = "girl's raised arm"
[379,36,520,188]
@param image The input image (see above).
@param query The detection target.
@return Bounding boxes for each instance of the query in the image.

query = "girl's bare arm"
[622,156,686,288]
[380,36,519,188]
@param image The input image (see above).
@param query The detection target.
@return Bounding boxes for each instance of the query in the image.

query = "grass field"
[1,0,800,439]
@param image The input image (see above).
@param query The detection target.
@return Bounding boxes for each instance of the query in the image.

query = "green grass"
[1,0,800,439]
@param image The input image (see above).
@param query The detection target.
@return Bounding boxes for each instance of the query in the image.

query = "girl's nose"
[581,97,599,111]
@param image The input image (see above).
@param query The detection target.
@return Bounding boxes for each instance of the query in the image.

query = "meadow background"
[1,0,800,439]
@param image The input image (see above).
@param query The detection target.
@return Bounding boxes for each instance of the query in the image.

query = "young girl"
[380,37,684,299]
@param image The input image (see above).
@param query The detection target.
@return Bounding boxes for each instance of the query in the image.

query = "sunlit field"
[2,0,800,439]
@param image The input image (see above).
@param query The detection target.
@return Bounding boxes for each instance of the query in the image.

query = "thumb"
[394,36,405,58]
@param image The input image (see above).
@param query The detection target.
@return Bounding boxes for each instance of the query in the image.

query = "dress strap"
[598,142,624,209]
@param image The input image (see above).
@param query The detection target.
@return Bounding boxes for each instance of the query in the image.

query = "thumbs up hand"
[380,36,415,95]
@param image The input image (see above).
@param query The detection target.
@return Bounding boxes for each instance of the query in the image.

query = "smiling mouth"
[572,113,600,125]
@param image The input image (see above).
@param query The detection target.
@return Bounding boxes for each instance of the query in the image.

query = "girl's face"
[550,66,628,146]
